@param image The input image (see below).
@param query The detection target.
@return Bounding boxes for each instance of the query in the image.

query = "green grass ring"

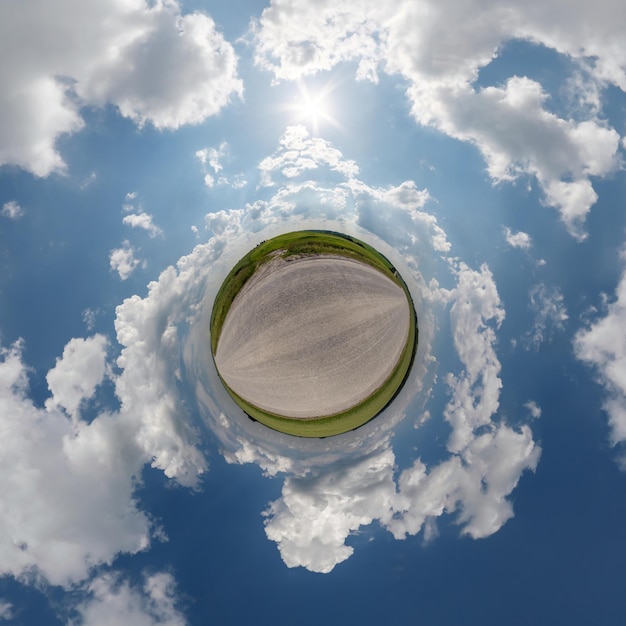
[210,230,418,437]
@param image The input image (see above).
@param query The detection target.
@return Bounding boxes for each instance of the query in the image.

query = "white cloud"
[71,572,186,626]
[123,192,138,213]
[204,208,245,237]
[196,143,248,189]
[524,283,568,349]
[113,248,214,486]
[0,340,151,586]
[253,1,385,82]
[0,237,219,586]
[444,263,505,453]
[264,445,397,573]
[231,175,248,189]
[252,0,624,237]
[196,142,228,173]
[0,1,242,176]
[82,308,99,332]
[45,335,108,419]
[575,253,626,446]
[1,200,23,219]
[503,226,532,250]
[387,263,540,542]
[80,171,97,190]
[525,400,542,419]
[0,601,12,621]
[406,77,620,240]
[258,125,359,186]
[122,213,163,238]
[110,241,143,280]
[389,424,540,541]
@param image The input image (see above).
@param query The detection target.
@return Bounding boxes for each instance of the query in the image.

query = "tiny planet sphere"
[211,231,417,437]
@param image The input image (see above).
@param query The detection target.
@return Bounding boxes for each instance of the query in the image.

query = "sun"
[285,80,341,135]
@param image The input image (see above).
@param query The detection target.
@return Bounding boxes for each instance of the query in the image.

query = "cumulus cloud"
[259,125,359,185]
[71,571,186,626]
[385,263,538,542]
[46,335,109,419]
[0,241,215,586]
[110,241,143,280]
[444,263,505,453]
[0,0,242,176]
[524,283,568,349]
[1,200,23,219]
[0,340,151,586]
[264,445,397,573]
[407,78,620,239]
[123,212,163,238]
[390,424,539,541]
[575,252,626,446]
[504,226,532,250]
[252,0,624,237]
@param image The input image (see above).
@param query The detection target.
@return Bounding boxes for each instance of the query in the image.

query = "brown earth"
[214,255,410,418]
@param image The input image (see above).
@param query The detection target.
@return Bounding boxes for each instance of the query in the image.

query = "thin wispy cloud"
[1,200,23,219]
[524,283,569,349]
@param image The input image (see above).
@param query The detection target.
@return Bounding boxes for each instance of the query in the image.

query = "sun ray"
[281,79,343,135]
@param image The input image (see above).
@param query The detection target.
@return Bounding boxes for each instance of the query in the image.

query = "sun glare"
[285,80,341,135]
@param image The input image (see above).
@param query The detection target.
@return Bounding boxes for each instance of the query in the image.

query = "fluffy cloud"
[0,234,222,587]
[123,213,163,238]
[0,340,151,586]
[71,572,186,626]
[46,335,109,419]
[258,124,359,185]
[444,263,505,452]
[110,241,144,280]
[253,0,385,82]
[417,79,620,239]
[253,0,624,237]
[264,445,397,573]
[112,270,210,486]
[1,201,23,220]
[575,253,626,446]
[387,263,539,542]
[0,0,242,176]
[0,238,215,585]
[390,424,539,540]
[504,227,532,250]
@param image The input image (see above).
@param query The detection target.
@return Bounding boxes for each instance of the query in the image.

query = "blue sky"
[1,1,626,624]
